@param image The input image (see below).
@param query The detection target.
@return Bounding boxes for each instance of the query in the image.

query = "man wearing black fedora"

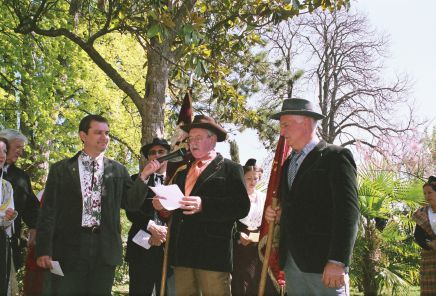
[126,138,171,296]
[265,98,359,295]
[153,115,250,296]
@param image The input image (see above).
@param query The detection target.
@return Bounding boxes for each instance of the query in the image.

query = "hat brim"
[141,142,171,157]
[270,110,325,120]
[181,123,227,142]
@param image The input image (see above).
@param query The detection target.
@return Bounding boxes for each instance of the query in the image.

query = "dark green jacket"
[279,141,359,273]
[169,154,250,272]
[36,152,147,271]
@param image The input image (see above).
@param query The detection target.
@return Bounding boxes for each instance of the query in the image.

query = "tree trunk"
[362,221,381,296]
[141,38,172,145]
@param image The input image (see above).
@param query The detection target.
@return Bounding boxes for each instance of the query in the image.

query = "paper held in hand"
[149,184,184,210]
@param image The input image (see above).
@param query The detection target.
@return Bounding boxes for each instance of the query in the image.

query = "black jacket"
[3,164,39,269]
[125,173,164,262]
[36,152,148,271]
[279,141,359,273]
[169,154,250,272]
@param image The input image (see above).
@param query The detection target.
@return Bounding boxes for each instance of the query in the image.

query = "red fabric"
[23,246,44,295]
[258,136,289,292]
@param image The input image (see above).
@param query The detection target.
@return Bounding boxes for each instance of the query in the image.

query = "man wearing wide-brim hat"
[153,115,250,296]
[265,98,359,296]
[126,138,171,296]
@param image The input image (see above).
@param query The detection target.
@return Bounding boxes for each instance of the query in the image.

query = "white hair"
[0,129,28,143]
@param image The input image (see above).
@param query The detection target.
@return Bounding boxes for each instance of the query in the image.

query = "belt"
[81,226,101,233]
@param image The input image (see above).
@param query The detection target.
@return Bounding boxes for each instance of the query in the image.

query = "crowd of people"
[0,98,432,296]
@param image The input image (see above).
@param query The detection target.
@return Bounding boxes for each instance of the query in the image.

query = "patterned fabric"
[413,206,436,295]
[413,206,436,240]
[78,152,104,227]
[420,249,436,295]
[154,174,164,185]
[287,151,302,188]
[286,139,319,189]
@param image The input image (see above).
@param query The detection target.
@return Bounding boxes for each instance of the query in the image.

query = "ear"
[79,131,87,143]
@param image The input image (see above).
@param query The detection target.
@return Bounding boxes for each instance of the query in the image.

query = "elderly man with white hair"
[0,129,40,295]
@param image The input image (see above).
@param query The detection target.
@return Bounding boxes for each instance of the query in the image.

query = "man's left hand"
[322,261,346,289]
[180,196,202,215]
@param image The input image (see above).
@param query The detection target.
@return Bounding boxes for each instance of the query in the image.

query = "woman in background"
[0,137,18,296]
[232,159,276,295]
[413,176,436,296]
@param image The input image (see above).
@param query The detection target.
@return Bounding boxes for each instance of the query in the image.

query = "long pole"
[258,197,278,296]
[160,217,172,296]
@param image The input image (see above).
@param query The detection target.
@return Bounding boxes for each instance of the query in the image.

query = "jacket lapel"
[290,141,327,192]
[68,152,82,197]
[190,154,224,195]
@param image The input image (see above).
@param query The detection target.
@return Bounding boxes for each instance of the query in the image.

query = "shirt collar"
[300,137,319,156]
[80,150,104,165]
[195,150,217,166]
[2,164,10,173]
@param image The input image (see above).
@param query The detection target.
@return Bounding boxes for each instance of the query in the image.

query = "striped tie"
[287,151,302,188]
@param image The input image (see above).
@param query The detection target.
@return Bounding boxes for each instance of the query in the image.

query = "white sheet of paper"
[149,184,184,210]
[50,261,64,276]
[132,229,151,250]
[248,232,260,243]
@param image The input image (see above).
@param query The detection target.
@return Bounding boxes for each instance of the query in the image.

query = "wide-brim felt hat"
[140,138,171,157]
[180,115,227,142]
[271,98,325,120]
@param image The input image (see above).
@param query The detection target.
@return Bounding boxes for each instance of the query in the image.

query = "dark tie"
[287,151,302,188]
[90,160,96,190]
[154,174,164,185]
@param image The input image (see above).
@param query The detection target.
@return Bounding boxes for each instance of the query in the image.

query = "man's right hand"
[265,205,281,224]
[139,160,162,181]
[37,256,53,269]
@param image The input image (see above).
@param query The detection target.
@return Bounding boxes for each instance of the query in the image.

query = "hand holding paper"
[149,184,184,210]
[50,261,64,276]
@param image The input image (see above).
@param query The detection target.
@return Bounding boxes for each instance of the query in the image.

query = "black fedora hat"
[180,115,227,142]
[271,98,325,120]
[140,138,171,158]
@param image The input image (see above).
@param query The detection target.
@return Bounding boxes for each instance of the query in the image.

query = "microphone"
[156,148,187,163]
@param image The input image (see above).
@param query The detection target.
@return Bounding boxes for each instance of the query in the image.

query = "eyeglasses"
[186,135,212,144]
[148,149,167,156]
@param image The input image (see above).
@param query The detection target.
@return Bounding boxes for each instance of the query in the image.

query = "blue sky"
[217,0,435,167]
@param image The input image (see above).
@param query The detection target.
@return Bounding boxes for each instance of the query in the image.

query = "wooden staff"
[159,216,172,296]
[258,197,278,296]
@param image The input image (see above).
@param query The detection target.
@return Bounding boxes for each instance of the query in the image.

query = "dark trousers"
[0,231,11,296]
[43,231,116,296]
[128,245,164,296]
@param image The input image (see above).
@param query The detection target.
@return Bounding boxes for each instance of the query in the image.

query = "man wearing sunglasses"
[126,138,171,296]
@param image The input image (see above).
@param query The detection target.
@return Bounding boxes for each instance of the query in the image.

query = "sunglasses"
[148,149,167,156]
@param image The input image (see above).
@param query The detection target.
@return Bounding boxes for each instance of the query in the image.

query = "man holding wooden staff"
[264,98,359,296]
[153,114,250,295]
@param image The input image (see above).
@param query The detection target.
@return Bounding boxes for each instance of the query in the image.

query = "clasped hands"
[147,221,167,247]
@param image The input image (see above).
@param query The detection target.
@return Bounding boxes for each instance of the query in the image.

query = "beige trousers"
[173,266,231,296]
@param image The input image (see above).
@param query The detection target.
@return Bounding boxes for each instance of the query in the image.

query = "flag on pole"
[166,88,193,181]
[159,89,193,222]
[258,135,290,293]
